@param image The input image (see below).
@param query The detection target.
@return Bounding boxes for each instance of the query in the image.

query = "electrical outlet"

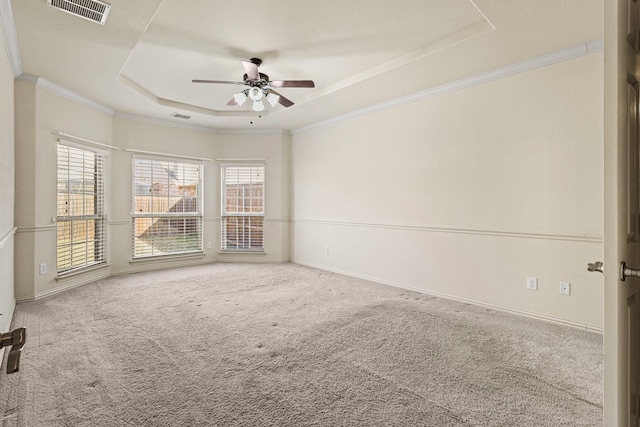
[39,263,47,275]
[324,246,329,255]
[206,241,212,249]
[560,282,571,295]
[527,277,538,291]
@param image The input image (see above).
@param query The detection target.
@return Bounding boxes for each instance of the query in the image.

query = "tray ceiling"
[8,0,603,131]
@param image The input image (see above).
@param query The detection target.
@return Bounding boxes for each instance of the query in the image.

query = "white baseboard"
[292,260,603,334]
[17,272,111,303]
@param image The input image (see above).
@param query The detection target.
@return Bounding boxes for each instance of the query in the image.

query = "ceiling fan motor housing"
[243,72,269,86]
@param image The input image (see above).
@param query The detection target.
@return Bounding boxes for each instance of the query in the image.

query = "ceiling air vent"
[171,113,192,120]
[47,0,112,25]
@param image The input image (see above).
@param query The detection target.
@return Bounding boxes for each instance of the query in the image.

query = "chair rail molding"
[292,218,603,244]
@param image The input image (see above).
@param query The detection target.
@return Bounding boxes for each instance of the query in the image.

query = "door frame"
[604,1,639,425]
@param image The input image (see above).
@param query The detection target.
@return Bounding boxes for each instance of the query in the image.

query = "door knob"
[620,261,640,281]
[587,261,604,274]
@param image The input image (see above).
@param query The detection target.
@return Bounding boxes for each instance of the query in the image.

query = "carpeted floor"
[0,263,602,426]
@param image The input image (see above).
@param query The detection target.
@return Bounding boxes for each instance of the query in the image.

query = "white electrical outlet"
[526,277,538,291]
[206,241,212,249]
[560,282,571,295]
[39,263,47,275]
[324,246,329,255]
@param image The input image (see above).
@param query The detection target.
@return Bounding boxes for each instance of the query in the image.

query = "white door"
[604,1,640,425]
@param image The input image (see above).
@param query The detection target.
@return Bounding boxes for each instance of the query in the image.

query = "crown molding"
[292,39,604,135]
[217,129,291,136]
[15,74,291,135]
[113,112,220,134]
[15,72,37,84]
[17,73,114,115]
[4,0,599,138]
[0,0,22,77]
[114,112,291,136]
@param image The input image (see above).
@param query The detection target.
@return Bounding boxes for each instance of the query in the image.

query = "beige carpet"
[0,263,602,426]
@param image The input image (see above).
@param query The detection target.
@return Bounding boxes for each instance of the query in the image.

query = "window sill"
[56,263,110,282]
[130,252,205,264]
[218,250,266,256]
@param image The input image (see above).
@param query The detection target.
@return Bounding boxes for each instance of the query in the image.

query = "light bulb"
[266,92,280,107]
[252,99,265,111]
[233,91,248,106]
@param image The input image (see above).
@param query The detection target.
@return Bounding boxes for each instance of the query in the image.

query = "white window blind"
[132,158,203,258]
[221,164,264,251]
[56,143,106,273]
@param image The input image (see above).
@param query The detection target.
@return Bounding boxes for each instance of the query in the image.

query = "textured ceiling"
[8,0,603,131]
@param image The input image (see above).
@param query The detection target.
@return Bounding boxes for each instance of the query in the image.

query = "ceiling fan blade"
[268,90,294,107]
[270,80,315,88]
[242,60,260,81]
[226,98,238,106]
[192,79,245,85]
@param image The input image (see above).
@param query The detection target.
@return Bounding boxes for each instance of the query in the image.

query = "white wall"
[13,100,292,300]
[110,117,219,274]
[216,132,291,263]
[0,17,16,331]
[14,79,114,300]
[10,41,604,331]
[291,53,604,330]
[110,119,292,272]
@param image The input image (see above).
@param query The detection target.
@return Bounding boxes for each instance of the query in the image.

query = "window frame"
[220,162,266,252]
[131,155,204,259]
[56,142,107,275]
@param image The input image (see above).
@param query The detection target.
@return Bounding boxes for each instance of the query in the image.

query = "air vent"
[47,0,112,25]
[171,113,192,120]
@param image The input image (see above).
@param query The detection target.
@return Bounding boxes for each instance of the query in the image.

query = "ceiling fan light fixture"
[193,58,313,110]
[252,99,265,112]
[233,91,248,106]
[248,87,264,101]
[266,92,280,107]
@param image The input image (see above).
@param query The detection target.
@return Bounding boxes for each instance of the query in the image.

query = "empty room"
[0,0,633,426]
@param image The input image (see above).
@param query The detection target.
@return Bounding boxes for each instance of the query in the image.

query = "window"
[56,143,106,274]
[132,158,203,258]
[221,164,264,251]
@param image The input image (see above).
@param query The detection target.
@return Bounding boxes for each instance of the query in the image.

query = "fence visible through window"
[221,164,265,251]
[56,144,105,273]
[132,158,203,258]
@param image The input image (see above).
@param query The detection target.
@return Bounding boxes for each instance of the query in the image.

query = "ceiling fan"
[192,58,315,112]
